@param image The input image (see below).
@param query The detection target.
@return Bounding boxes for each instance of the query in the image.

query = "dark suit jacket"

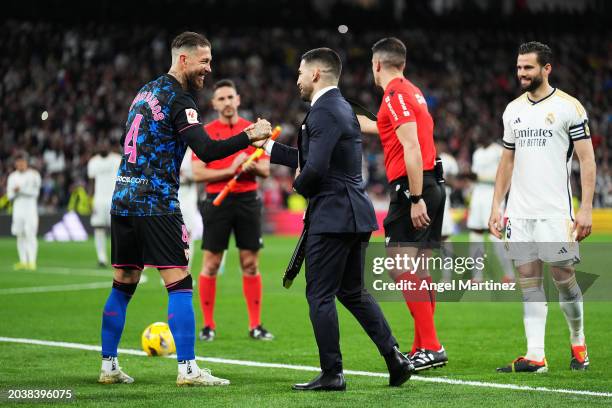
[270,88,378,235]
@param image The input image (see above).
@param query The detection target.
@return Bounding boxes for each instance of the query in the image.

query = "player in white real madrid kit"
[88,142,122,267]
[437,142,458,283]
[7,153,41,270]
[489,42,595,373]
[467,132,515,284]
[178,147,202,271]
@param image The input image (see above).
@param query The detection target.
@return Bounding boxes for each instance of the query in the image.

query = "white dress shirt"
[264,86,338,155]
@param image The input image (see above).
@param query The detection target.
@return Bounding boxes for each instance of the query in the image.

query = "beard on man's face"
[520,73,543,92]
[186,69,205,91]
[221,106,235,118]
[299,84,312,102]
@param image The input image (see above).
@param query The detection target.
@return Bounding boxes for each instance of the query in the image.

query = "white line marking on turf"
[19,266,163,278]
[0,275,148,295]
[0,282,110,295]
[27,267,113,277]
[0,336,610,398]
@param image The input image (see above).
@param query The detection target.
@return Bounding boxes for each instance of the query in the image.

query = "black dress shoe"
[384,346,415,387]
[292,371,346,391]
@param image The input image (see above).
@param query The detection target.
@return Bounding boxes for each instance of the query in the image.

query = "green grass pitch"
[0,234,611,407]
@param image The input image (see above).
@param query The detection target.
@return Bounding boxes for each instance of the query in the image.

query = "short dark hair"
[518,41,553,66]
[213,79,237,92]
[14,151,28,161]
[171,31,211,51]
[372,37,406,70]
[301,48,342,80]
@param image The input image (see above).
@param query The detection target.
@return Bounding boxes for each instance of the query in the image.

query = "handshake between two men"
[243,119,274,146]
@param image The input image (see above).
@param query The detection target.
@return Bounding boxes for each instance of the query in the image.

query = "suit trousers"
[305,231,398,373]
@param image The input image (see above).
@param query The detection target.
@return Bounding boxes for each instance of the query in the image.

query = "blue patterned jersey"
[111,74,201,216]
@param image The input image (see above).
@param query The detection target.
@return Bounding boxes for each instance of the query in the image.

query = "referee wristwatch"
[409,194,423,204]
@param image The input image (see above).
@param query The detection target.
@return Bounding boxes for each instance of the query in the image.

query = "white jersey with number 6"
[502,88,589,220]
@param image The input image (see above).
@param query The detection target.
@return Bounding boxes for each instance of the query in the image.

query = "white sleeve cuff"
[264,140,275,155]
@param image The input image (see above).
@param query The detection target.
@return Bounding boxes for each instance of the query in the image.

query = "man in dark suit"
[260,48,414,391]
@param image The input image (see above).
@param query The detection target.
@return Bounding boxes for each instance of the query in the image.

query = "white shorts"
[504,218,579,265]
[467,184,494,230]
[12,211,39,237]
[91,201,111,228]
[441,187,454,237]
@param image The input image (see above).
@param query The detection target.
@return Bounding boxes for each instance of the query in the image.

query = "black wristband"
[409,194,422,204]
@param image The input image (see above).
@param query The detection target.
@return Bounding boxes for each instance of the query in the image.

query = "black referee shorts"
[200,191,263,253]
[383,173,446,246]
[111,214,189,270]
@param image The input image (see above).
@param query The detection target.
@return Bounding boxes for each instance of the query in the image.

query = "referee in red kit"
[192,79,274,342]
[358,37,447,371]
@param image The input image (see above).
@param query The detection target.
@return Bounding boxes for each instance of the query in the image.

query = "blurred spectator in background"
[0,20,610,217]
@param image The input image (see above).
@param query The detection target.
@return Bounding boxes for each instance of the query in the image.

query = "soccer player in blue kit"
[98,32,272,386]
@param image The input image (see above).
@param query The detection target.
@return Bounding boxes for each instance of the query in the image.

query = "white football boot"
[176,361,230,387]
[98,357,134,384]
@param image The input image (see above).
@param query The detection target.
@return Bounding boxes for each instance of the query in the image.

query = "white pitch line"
[0,282,110,295]
[0,336,610,398]
[17,266,160,278]
[26,267,114,278]
[0,275,148,295]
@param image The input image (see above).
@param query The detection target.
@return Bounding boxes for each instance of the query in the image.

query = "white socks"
[178,359,199,377]
[27,235,37,265]
[520,277,547,361]
[17,235,27,263]
[94,228,108,264]
[103,357,205,377]
[518,272,585,361]
[101,356,118,372]
[553,274,585,346]
[18,234,37,265]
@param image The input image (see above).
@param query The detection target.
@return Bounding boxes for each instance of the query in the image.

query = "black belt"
[389,170,435,186]
[388,157,445,187]
[205,190,257,200]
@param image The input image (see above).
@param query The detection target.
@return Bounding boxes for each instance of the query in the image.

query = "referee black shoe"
[249,325,274,341]
[384,346,415,386]
[410,347,448,371]
[198,326,215,342]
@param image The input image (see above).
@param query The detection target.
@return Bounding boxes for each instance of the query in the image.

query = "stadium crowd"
[1,20,610,214]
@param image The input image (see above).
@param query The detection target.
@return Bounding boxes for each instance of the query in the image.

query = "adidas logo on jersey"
[558,247,568,254]
[513,117,521,124]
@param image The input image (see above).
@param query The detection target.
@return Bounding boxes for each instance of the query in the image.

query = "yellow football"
[141,322,176,357]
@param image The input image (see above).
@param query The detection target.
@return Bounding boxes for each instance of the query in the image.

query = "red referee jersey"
[192,117,265,194]
[376,77,436,182]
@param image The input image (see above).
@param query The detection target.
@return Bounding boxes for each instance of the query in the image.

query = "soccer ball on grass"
[141,322,176,356]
